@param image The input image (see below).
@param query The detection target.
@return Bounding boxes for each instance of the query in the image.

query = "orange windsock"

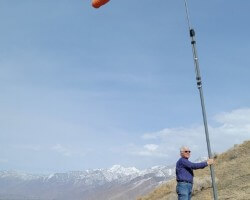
[92,0,110,8]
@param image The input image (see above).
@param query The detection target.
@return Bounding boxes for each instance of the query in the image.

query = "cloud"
[128,143,168,158]
[144,144,159,151]
[52,144,72,157]
[142,126,204,141]
[214,108,250,125]
[212,108,250,136]
[138,108,250,161]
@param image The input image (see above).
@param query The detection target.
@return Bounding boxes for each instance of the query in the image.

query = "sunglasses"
[184,151,191,153]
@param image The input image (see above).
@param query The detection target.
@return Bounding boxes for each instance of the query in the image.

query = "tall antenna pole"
[183,0,218,199]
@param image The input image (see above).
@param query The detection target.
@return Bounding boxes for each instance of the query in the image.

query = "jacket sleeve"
[182,158,208,170]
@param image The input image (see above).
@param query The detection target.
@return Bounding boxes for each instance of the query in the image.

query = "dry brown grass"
[137,140,250,200]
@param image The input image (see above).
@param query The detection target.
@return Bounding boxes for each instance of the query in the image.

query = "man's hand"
[207,159,214,165]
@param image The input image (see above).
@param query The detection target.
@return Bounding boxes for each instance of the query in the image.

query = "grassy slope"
[137,140,250,200]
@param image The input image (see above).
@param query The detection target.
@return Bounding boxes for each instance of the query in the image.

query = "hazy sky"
[0,0,250,173]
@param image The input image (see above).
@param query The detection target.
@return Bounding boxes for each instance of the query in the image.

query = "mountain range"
[0,164,175,200]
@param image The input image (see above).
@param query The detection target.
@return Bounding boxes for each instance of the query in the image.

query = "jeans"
[176,182,193,200]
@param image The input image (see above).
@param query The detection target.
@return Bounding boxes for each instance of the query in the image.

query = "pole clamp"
[196,77,202,88]
[190,29,195,37]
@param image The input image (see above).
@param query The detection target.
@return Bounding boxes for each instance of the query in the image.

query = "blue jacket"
[176,157,208,183]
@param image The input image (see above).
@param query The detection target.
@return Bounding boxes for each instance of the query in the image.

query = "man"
[176,146,214,200]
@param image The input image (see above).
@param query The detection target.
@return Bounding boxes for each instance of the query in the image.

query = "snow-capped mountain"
[0,165,175,200]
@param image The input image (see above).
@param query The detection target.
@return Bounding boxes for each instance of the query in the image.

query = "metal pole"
[183,0,218,199]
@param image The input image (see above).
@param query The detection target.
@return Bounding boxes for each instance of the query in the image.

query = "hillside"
[137,140,250,200]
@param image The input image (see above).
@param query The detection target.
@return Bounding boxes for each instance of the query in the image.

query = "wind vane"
[92,0,110,9]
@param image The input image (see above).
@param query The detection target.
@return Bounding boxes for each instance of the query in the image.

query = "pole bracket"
[190,29,195,37]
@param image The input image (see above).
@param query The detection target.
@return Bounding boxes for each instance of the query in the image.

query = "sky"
[0,0,250,173]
